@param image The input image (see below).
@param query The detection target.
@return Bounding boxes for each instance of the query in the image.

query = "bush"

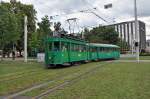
[140,52,150,56]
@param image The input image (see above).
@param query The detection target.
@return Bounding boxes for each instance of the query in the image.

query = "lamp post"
[24,16,28,62]
[134,0,140,62]
[80,8,109,24]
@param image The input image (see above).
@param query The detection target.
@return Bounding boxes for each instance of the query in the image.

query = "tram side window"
[92,47,94,52]
[79,45,82,52]
[96,47,98,52]
[72,44,78,52]
[92,47,96,52]
[97,47,101,52]
[104,48,108,52]
[71,44,74,51]
[111,48,114,52]
[71,44,76,52]
[114,48,115,51]
[61,42,67,51]
[105,48,109,53]
[105,48,108,52]
[73,44,75,51]
[116,48,118,51]
[99,47,101,52]
[53,42,60,51]
[101,47,103,52]
[108,48,110,52]
[79,45,85,52]
[100,47,103,52]
[102,47,104,52]
[90,47,92,52]
[75,44,79,51]
[109,48,111,52]
[103,48,105,52]
[83,46,86,52]
[49,43,52,50]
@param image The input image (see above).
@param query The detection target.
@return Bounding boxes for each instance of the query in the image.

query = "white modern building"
[146,40,150,52]
[110,20,146,51]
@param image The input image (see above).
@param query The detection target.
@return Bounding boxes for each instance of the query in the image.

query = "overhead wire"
[82,0,114,24]
[21,0,101,32]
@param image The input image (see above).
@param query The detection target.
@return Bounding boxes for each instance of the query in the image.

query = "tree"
[0,1,37,56]
[54,22,61,32]
[12,2,37,56]
[53,22,68,37]
[83,28,90,39]
[29,32,40,50]
[28,32,40,56]
[37,15,52,52]
[38,15,52,37]
[0,3,20,51]
[84,26,119,44]
[101,26,119,44]
[117,39,130,53]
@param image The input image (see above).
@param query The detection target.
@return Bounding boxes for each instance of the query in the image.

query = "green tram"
[45,37,120,67]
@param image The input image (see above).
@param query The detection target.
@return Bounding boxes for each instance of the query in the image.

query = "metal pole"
[134,0,139,62]
[131,38,134,55]
[24,16,28,62]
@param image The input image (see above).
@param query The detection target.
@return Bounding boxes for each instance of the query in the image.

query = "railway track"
[0,69,43,83]
[1,65,91,97]
[34,62,112,99]
[5,61,113,99]
[0,69,39,78]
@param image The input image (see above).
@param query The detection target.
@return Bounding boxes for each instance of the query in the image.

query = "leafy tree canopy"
[0,1,37,56]
[36,15,52,52]
[84,26,119,45]
[37,15,52,37]
[0,3,20,50]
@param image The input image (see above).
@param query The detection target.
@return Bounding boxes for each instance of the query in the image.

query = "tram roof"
[45,37,87,44]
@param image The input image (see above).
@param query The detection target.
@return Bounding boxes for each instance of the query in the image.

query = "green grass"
[0,61,150,99]
[0,61,103,95]
[120,56,150,60]
[140,56,150,60]
[46,62,150,99]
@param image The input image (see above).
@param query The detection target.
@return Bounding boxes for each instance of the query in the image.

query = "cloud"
[3,0,150,39]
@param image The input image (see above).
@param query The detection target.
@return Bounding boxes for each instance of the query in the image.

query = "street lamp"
[134,0,140,62]
[80,8,109,24]
[104,3,112,9]
[24,16,28,62]
[104,3,116,24]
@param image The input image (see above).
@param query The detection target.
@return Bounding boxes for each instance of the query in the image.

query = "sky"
[2,0,150,40]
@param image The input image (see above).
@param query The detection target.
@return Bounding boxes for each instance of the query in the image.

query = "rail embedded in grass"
[0,62,102,96]
[33,62,112,99]
[5,62,112,99]
[46,62,150,99]
[0,69,44,83]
